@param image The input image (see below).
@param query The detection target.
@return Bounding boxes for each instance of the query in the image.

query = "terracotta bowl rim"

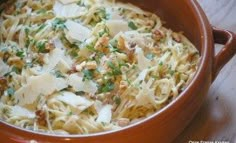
[0,0,212,138]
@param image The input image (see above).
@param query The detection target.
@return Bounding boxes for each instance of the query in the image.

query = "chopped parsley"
[55,70,65,78]
[146,53,155,60]
[99,80,115,93]
[113,96,121,105]
[36,24,46,33]
[128,21,138,30]
[16,50,25,58]
[82,69,94,81]
[24,27,30,36]
[67,111,73,116]
[169,70,175,76]
[98,27,109,37]
[159,61,163,66]
[107,61,122,76]
[7,88,15,96]
[35,41,46,53]
[11,66,21,74]
[52,18,66,30]
[36,9,46,14]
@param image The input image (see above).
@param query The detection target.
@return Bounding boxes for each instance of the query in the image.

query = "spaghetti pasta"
[0,0,200,135]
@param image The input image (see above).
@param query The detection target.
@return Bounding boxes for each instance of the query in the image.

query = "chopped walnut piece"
[85,61,97,70]
[119,80,128,91]
[35,110,47,126]
[75,61,86,72]
[0,77,7,95]
[7,56,24,68]
[116,118,130,127]
[4,5,15,15]
[152,29,164,41]
[172,32,181,43]
[45,42,55,52]
[117,36,126,50]
[95,36,109,53]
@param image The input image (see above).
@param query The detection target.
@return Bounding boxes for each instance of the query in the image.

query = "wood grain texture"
[175,0,236,142]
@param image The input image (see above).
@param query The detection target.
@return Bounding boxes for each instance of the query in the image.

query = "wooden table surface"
[175,0,236,142]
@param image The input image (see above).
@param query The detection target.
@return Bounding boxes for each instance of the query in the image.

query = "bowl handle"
[212,27,236,81]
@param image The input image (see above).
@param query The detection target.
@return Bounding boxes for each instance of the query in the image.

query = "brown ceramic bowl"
[0,0,236,143]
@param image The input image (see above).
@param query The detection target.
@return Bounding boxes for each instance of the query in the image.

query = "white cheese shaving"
[136,79,156,107]
[137,69,149,81]
[64,20,91,42]
[15,73,67,106]
[10,105,35,118]
[56,92,93,111]
[43,48,72,72]
[96,104,113,123]
[53,1,86,18]
[67,74,98,95]
[56,59,71,73]
[135,47,151,70]
[0,59,10,76]
[106,20,129,37]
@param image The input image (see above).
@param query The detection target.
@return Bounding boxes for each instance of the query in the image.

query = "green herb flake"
[169,70,175,76]
[114,96,121,105]
[36,9,46,14]
[99,80,115,93]
[36,41,46,53]
[11,66,20,74]
[82,69,94,81]
[107,61,122,76]
[98,8,108,20]
[52,18,66,30]
[55,71,65,78]
[159,61,163,66]
[86,43,96,52]
[16,50,25,58]
[7,88,15,96]
[24,28,30,35]
[67,111,73,116]
[146,53,155,60]
[36,24,46,33]
[128,21,138,30]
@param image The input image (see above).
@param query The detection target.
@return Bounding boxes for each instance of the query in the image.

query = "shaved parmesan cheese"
[136,79,156,106]
[56,59,71,73]
[135,47,151,70]
[56,92,93,111]
[106,20,129,37]
[43,48,72,72]
[53,37,65,50]
[15,73,67,106]
[94,100,103,113]
[68,74,98,94]
[137,69,149,81]
[55,78,68,91]
[53,1,86,18]
[0,59,10,76]
[96,104,112,123]
[10,106,35,118]
[64,20,91,42]
[58,0,78,5]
